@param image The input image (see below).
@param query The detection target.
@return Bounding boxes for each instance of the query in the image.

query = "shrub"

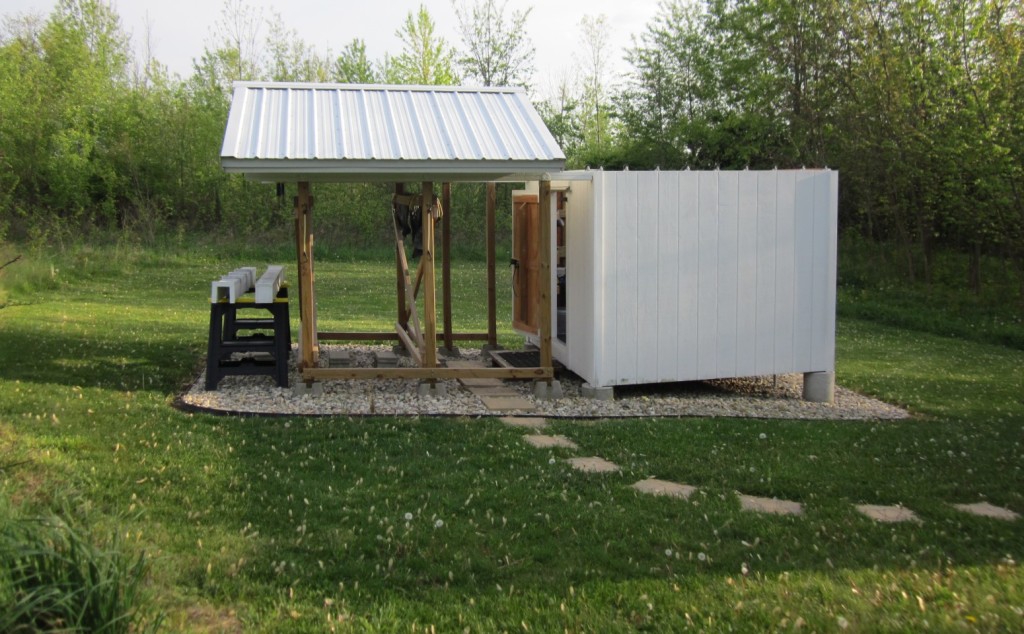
[0,502,160,633]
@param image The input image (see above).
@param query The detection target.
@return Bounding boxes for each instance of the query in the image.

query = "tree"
[453,0,534,87]
[332,38,377,83]
[266,16,330,82]
[578,14,613,155]
[385,5,458,85]
[198,0,264,96]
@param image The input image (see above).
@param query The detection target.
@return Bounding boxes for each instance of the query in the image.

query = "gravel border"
[178,344,909,421]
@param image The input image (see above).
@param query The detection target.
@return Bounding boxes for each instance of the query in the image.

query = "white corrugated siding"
[221,82,565,171]
[557,169,838,388]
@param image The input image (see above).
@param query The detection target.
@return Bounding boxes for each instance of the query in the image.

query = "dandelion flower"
[759,433,767,440]
[697,552,707,562]
[404,512,413,521]
[434,519,444,528]
[665,549,673,557]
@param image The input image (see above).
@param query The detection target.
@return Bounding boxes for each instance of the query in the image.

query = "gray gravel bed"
[180,345,909,420]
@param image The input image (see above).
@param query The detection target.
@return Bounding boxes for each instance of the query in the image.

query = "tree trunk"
[968,243,982,295]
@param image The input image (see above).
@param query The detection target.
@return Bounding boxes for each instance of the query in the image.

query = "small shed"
[509,169,838,401]
[221,81,567,387]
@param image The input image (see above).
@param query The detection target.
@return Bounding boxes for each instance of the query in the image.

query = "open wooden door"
[512,194,539,334]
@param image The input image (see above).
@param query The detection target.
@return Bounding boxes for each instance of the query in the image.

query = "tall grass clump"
[0,502,160,633]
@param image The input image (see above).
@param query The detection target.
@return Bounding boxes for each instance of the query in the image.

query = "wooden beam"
[422,181,437,369]
[296,181,316,368]
[394,323,423,366]
[442,182,454,352]
[538,179,553,374]
[395,183,407,329]
[486,182,497,347]
[303,366,554,381]
[317,331,490,342]
[393,218,423,347]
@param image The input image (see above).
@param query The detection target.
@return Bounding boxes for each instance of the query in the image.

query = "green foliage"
[384,5,458,85]
[332,39,378,84]
[453,0,534,87]
[0,500,160,633]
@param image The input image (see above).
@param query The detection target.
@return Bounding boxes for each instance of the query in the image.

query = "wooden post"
[421,182,437,369]
[442,182,454,352]
[296,181,316,369]
[486,182,497,347]
[538,179,553,374]
[395,183,407,329]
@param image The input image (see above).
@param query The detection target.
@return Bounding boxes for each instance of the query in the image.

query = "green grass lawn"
[1,246,1022,631]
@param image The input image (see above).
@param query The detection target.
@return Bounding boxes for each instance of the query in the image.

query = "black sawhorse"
[206,286,291,389]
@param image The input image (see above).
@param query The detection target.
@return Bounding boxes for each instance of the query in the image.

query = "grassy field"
[1,244,1022,631]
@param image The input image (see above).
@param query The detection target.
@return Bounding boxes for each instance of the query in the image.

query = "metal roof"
[221,82,566,182]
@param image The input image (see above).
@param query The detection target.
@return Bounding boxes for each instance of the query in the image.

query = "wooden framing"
[486,182,498,347]
[295,179,556,385]
[538,179,553,375]
[295,181,317,370]
[441,182,454,352]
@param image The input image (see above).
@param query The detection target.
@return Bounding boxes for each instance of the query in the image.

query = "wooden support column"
[538,179,553,375]
[441,182,454,352]
[395,183,407,329]
[295,181,317,369]
[421,181,437,369]
[486,182,498,347]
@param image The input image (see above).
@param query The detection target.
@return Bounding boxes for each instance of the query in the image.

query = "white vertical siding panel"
[716,171,739,377]
[826,172,838,370]
[568,179,598,385]
[615,172,639,384]
[736,173,759,376]
[598,173,618,386]
[697,172,719,379]
[811,171,838,371]
[657,173,680,381]
[636,172,661,383]
[677,172,700,380]
[774,171,796,373]
[793,172,816,370]
[755,172,778,375]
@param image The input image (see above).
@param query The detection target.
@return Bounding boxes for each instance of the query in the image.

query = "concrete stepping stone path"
[739,494,804,516]
[523,434,578,450]
[567,456,620,473]
[499,416,548,430]
[631,479,697,500]
[480,395,537,412]
[952,502,1020,520]
[856,504,920,523]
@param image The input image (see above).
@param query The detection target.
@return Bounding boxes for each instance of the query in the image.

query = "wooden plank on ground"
[303,367,554,381]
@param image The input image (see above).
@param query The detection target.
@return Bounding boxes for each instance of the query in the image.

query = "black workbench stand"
[205,286,291,390]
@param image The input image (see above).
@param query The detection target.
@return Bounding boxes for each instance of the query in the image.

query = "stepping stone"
[856,504,920,523]
[460,377,505,388]
[479,395,536,412]
[631,479,696,500]
[499,416,548,430]
[739,494,803,516]
[327,350,351,367]
[952,502,1020,520]
[467,385,519,397]
[566,456,620,473]
[373,351,399,368]
[523,434,578,450]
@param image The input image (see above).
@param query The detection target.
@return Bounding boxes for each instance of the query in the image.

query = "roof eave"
[220,158,567,183]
